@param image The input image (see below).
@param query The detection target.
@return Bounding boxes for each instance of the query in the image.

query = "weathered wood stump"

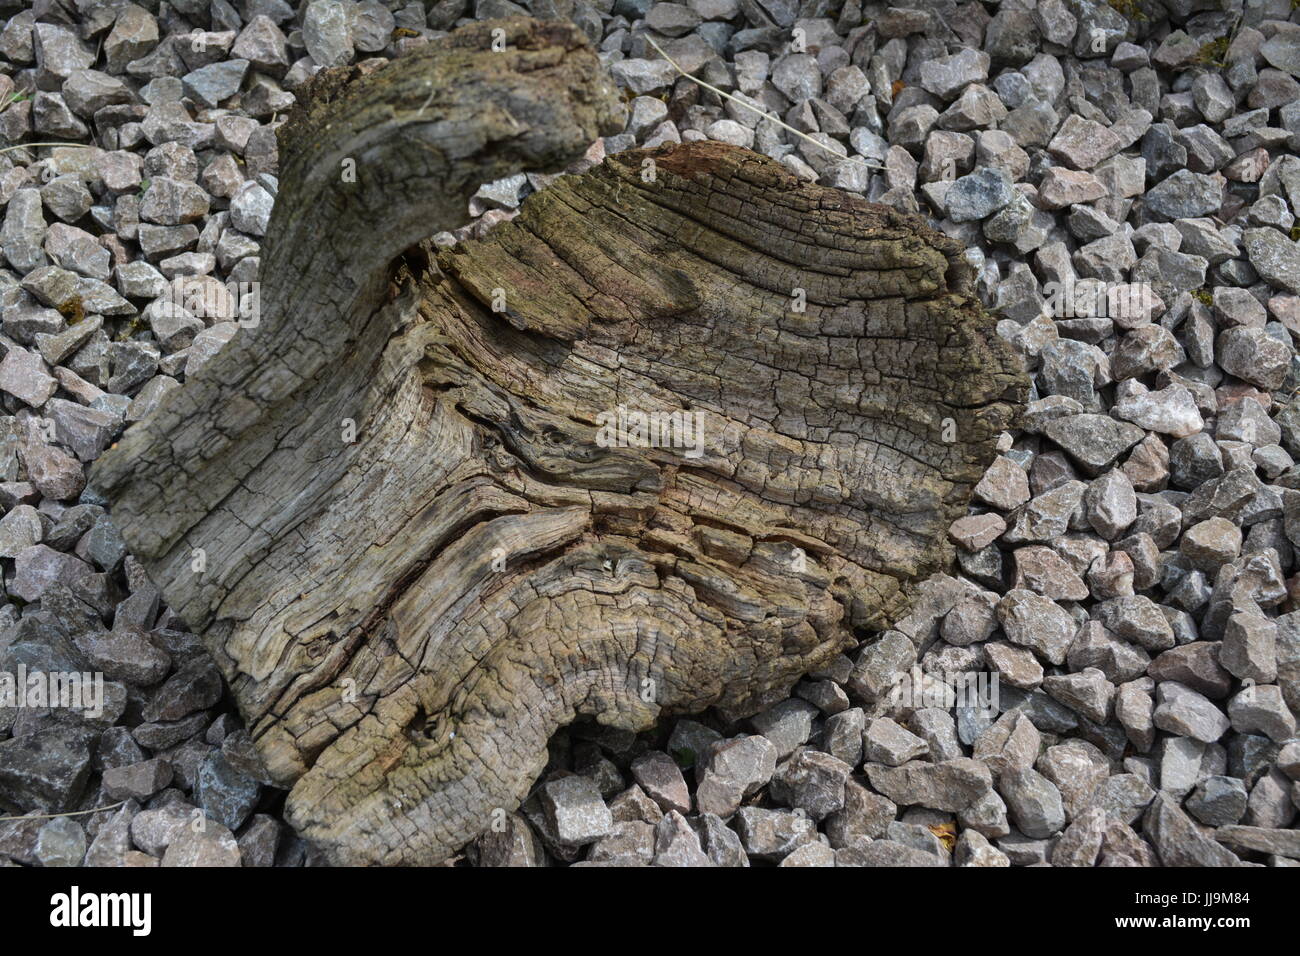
[90,18,1026,864]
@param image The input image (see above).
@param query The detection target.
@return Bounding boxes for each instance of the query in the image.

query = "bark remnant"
[90,18,1026,864]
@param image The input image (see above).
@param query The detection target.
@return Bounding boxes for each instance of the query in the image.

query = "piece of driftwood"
[90,17,1026,864]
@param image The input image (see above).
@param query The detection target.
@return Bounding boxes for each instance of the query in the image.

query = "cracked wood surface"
[90,18,1026,864]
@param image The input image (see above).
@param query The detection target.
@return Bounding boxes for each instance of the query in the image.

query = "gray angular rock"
[1038,739,1111,819]
[185,322,238,377]
[1141,156,1223,216]
[770,52,821,102]
[62,70,132,118]
[651,810,712,866]
[734,806,817,862]
[0,190,49,273]
[129,804,194,857]
[10,545,92,601]
[195,751,261,831]
[1227,684,1296,742]
[770,749,851,820]
[973,455,1030,510]
[43,224,110,281]
[232,16,290,74]
[1084,470,1136,540]
[949,513,1006,551]
[1181,517,1242,573]
[139,177,210,227]
[73,628,170,687]
[303,0,354,67]
[229,182,273,237]
[823,779,896,848]
[1043,668,1114,724]
[1048,115,1121,170]
[349,0,395,52]
[779,841,836,866]
[610,58,677,95]
[141,659,222,723]
[19,437,86,501]
[822,707,865,767]
[750,698,817,759]
[183,60,250,109]
[1003,480,1086,544]
[629,751,689,815]
[695,734,777,817]
[160,822,241,867]
[1088,772,1157,824]
[0,504,43,559]
[1217,326,1292,390]
[1099,819,1158,866]
[997,589,1077,665]
[1244,227,1300,296]
[1221,609,1277,684]
[1192,72,1235,124]
[986,641,1045,690]
[946,166,1015,222]
[690,812,747,866]
[105,6,159,74]
[1186,775,1248,827]
[1218,399,1280,448]
[1051,806,1107,866]
[1149,643,1232,699]
[842,632,915,707]
[40,175,94,224]
[1153,681,1230,743]
[540,776,612,847]
[942,589,1000,645]
[972,711,1040,776]
[237,814,283,868]
[998,767,1065,838]
[102,758,173,801]
[1111,326,1184,380]
[1043,414,1143,473]
[645,3,701,37]
[34,816,87,867]
[0,727,96,811]
[1094,595,1176,652]
[32,23,94,81]
[919,48,990,100]
[607,785,662,826]
[0,347,56,410]
[1143,792,1240,867]
[1215,824,1300,860]
[837,838,947,866]
[1113,383,1203,437]
[22,266,133,316]
[864,717,930,767]
[956,828,1011,866]
[865,758,993,812]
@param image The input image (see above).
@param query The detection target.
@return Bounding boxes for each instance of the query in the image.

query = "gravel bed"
[1,0,1299,867]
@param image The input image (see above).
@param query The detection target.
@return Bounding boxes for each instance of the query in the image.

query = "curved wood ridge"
[90,18,1025,864]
